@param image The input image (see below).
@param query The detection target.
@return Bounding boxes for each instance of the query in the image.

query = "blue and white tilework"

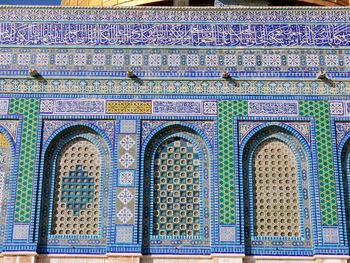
[116,225,133,244]
[40,99,105,115]
[116,120,137,237]
[323,227,339,244]
[12,224,29,240]
[248,101,299,116]
[2,23,350,48]
[219,226,236,242]
[152,100,201,115]
[2,48,350,78]
[0,99,9,115]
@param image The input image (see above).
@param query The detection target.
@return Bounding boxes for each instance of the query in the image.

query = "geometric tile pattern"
[299,101,337,225]
[60,165,95,215]
[330,101,345,116]
[118,134,137,170]
[106,101,152,114]
[142,123,211,249]
[252,139,300,237]
[116,225,133,243]
[218,100,248,224]
[116,188,135,224]
[242,125,313,249]
[203,101,217,115]
[117,188,134,205]
[4,48,350,79]
[3,7,350,23]
[51,139,100,236]
[120,120,137,134]
[116,206,133,224]
[0,99,9,114]
[116,122,137,231]
[152,138,200,237]
[220,226,235,242]
[118,170,135,187]
[120,135,136,151]
[2,79,350,96]
[323,227,339,244]
[39,128,112,247]
[12,224,29,240]
[9,98,40,223]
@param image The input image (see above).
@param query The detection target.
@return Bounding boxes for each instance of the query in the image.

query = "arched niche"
[141,125,211,253]
[38,126,111,250]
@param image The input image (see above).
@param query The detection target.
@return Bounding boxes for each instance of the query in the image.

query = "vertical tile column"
[115,120,138,246]
[8,98,39,248]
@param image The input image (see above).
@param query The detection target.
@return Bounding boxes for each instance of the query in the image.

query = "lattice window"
[51,138,100,236]
[252,139,300,237]
[152,137,200,237]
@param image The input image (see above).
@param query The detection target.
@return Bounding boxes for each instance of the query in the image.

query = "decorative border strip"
[1,79,349,96]
[1,48,350,79]
[39,99,217,116]
[1,6,350,23]
[1,22,349,48]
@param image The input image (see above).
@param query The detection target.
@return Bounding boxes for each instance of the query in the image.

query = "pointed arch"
[141,124,211,253]
[38,125,111,250]
[239,124,314,254]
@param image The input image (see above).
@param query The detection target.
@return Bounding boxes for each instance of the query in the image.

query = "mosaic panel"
[1,79,350,96]
[118,134,137,170]
[1,23,350,48]
[252,139,300,237]
[51,139,100,236]
[9,98,39,223]
[299,101,337,225]
[218,100,247,224]
[106,101,151,114]
[116,188,135,224]
[152,138,200,237]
